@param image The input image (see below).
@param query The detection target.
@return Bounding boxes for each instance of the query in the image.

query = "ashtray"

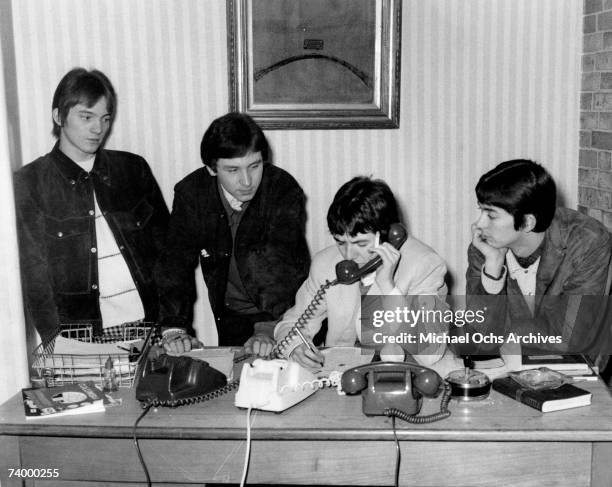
[446,368,492,401]
[508,367,569,390]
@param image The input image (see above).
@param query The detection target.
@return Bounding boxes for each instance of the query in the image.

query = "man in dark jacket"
[156,113,310,349]
[14,68,170,344]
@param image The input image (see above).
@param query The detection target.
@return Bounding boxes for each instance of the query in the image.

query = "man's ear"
[205,165,217,177]
[521,214,537,233]
[52,108,62,127]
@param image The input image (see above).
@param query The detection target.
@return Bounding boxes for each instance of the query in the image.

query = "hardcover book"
[492,377,592,412]
[520,354,591,372]
[22,381,107,419]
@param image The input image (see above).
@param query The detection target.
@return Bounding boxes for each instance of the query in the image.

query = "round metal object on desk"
[446,369,491,401]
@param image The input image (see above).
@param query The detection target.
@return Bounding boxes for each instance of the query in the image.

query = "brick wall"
[581,0,612,229]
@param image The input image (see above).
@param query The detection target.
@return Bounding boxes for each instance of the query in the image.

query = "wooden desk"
[1,372,612,486]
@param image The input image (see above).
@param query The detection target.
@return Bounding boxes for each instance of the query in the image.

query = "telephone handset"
[335,223,408,285]
[135,354,237,407]
[272,223,408,358]
[341,362,451,423]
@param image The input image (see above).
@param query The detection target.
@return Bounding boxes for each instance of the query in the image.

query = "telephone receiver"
[341,361,451,422]
[335,223,408,285]
[135,354,228,407]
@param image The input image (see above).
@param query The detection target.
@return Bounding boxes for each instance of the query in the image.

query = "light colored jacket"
[274,235,449,365]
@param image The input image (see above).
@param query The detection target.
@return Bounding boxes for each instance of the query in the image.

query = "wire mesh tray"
[31,323,152,388]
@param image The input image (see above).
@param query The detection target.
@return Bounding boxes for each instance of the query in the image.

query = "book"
[492,376,592,412]
[520,354,592,372]
[22,381,108,419]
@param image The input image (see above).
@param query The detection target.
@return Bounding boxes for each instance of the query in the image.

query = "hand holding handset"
[341,362,451,422]
[272,223,408,360]
[335,223,408,285]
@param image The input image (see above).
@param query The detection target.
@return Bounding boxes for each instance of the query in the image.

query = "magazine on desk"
[22,381,117,419]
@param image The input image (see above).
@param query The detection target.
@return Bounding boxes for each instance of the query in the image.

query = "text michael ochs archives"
[360,297,563,347]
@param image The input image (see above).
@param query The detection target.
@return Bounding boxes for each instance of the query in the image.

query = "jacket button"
[136,221,141,227]
[119,245,125,251]
[70,179,76,185]
[92,284,98,290]
[89,210,95,216]
[91,247,97,253]
[224,252,230,257]
[57,231,63,237]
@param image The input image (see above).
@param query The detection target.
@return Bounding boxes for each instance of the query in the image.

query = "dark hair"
[327,176,400,242]
[51,68,116,138]
[200,112,269,170]
[476,159,556,232]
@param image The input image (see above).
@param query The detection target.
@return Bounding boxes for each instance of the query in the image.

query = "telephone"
[272,223,408,358]
[335,223,408,285]
[234,358,320,412]
[135,354,235,407]
[341,362,451,423]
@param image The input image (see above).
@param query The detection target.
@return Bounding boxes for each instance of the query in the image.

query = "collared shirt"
[219,183,259,315]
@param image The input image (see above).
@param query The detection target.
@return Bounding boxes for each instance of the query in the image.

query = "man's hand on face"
[471,223,506,278]
[372,241,401,293]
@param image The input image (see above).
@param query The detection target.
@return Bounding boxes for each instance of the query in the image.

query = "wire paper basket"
[31,322,152,388]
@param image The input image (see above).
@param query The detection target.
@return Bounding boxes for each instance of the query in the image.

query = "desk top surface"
[2,357,612,442]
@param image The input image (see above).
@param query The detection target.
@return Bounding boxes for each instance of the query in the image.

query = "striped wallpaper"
[7,0,581,339]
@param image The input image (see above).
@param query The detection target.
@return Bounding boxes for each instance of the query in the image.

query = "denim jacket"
[14,143,169,342]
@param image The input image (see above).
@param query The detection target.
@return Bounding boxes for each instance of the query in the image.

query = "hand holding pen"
[291,342,325,370]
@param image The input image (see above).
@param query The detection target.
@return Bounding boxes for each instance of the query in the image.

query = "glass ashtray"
[509,367,571,390]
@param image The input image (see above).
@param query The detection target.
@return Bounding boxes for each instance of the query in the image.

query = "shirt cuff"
[481,265,506,294]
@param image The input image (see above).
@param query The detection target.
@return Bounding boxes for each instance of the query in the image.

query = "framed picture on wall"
[227,0,401,129]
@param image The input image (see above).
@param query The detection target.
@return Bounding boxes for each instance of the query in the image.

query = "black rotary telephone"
[341,361,451,423]
[272,223,408,358]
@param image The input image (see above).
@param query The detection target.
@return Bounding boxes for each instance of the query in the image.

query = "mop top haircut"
[52,68,116,138]
[327,176,400,243]
[200,112,270,171]
[476,159,557,232]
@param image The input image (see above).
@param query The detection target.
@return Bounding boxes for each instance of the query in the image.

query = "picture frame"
[227,0,401,130]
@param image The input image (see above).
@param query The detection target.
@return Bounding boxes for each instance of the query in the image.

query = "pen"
[294,327,317,354]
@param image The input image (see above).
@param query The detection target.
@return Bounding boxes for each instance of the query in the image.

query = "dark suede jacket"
[464,207,612,355]
[14,144,170,342]
[155,164,310,333]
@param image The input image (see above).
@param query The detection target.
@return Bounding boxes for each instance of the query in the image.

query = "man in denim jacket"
[464,159,612,359]
[14,68,170,344]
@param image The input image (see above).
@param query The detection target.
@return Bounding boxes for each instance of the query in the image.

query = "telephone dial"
[273,223,408,358]
[135,354,238,407]
[342,362,451,423]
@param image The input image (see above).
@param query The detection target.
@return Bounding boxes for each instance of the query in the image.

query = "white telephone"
[234,359,319,412]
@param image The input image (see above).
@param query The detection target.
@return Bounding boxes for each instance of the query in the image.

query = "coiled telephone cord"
[139,379,240,409]
[272,279,337,358]
[383,381,452,424]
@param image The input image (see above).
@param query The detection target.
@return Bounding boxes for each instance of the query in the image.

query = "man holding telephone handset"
[246,176,449,368]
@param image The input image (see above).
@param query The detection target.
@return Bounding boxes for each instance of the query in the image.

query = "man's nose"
[91,119,103,134]
[474,213,487,229]
[345,244,358,261]
[239,170,251,187]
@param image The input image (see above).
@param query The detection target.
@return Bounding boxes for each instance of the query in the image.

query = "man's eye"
[81,115,91,120]
[226,168,237,173]
[336,241,346,247]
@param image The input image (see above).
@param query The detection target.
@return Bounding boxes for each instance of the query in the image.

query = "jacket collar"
[535,209,567,302]
[50,142,112,186]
